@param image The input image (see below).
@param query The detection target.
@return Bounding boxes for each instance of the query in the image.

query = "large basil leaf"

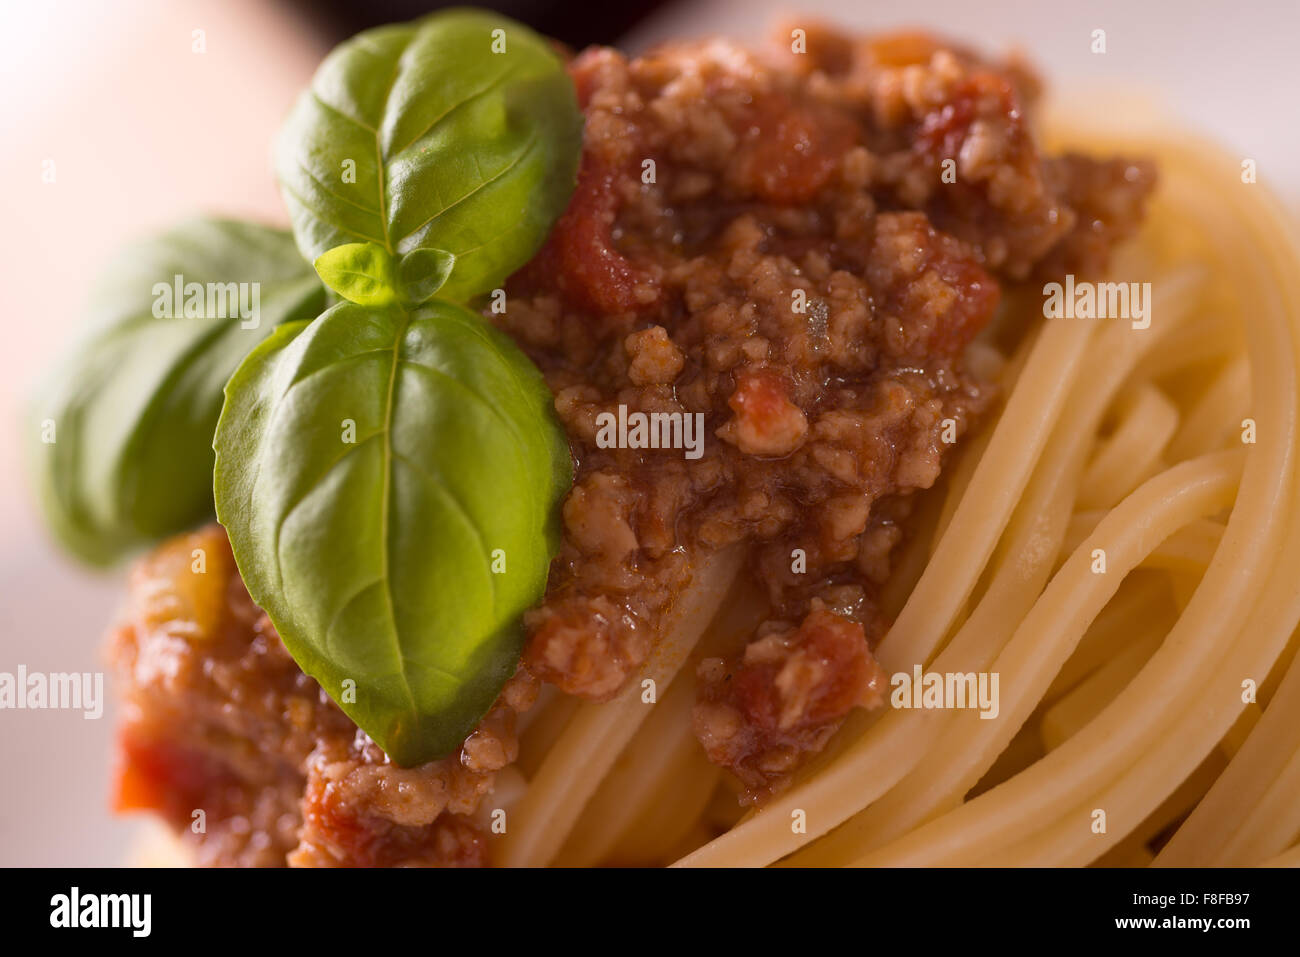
[275,8,582,303]
[29,219,325,565]
[213,299,571,765]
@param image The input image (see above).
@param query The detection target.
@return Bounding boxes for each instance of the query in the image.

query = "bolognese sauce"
[109,26,1155,863]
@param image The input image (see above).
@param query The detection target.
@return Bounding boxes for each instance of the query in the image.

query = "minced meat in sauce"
[108,26,1154,863]
[111,526,532,866]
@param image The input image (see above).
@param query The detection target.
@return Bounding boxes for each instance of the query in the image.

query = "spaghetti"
[495,132,1300,869]
[104,28,1300,870]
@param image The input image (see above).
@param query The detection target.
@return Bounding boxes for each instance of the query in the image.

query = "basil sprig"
[275,8,582,303]
[215,247,571,764]
[31,7,581,766]
[214,10,582,763]
[29,219,325,565]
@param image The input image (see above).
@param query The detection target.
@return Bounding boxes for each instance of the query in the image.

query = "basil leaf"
[29,218,325,566]
[213,299,571,764]
[314,242,398,306]
[313,242,456,308]
[274,8,582,303]
[398,248,456,305]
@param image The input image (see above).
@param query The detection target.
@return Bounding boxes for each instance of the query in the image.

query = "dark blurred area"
[284,0,676,48]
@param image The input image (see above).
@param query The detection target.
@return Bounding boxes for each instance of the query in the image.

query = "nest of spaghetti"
[108,22,1300,870]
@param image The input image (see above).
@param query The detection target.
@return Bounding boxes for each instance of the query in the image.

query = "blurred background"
[2,0,1296,866]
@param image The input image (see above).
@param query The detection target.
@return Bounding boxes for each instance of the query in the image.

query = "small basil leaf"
[398,248,455,305]
[213,299,571,765]
[29,218,325,566]
[313,242,398,306]
[274,8,583,302]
